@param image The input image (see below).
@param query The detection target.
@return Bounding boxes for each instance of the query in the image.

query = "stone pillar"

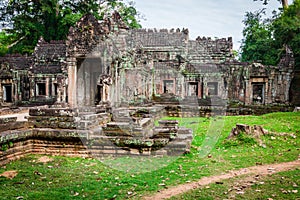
[30,77,35,100]
[0,82,3,104]
[67,58,77,108]
[285,72,291,103]
[244,80,250,105]
[51,78,55,97]
[14,82,18,103]
[203,80,207,99]
[45,78,49,98]
[264,80,269,104]
[62,78,67,103]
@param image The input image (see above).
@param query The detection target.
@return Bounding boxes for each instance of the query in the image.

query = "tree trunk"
[281,0,288,9]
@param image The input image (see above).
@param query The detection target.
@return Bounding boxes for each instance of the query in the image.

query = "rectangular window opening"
[54,83,58,96]
[252,83,264,104]
[3,84,12,102]
[187,82,199,96]
[207,82,218,96]
[36,83,46,96]
[163,80,174,94]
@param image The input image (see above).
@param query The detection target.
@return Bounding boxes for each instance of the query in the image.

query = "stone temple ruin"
[0,12,295,108]
[0,12,296,164]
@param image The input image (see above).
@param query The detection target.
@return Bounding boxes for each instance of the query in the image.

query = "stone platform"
[0,106,193,166]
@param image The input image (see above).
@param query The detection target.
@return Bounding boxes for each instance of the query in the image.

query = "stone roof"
[127,28,188,48]
[0,54,31,71]
[186,63,222,74]
[187,37,233,64]
[66,12,128,57]
[31,37,66,74]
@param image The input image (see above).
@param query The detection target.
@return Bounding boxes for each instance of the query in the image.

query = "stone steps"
[76,108,111,130]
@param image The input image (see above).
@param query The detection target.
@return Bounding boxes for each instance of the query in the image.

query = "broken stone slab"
[152,128,177,139]
[27,116,74,122]
[111,137,155,148]
[112,117,132,123]
[0,117,17,124]
[29,108,76,117]
[294,107,300,112]
[228,124,269,139]
[158,120,179,126]
[0,122,28,132]
[105,122,131,128]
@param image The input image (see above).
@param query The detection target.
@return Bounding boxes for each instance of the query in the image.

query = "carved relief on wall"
[97,74,112,103]
[0,63,13,79]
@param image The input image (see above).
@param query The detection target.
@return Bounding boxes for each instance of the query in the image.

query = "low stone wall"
[0,129,89,166]
[165,105,226,117]
[0,117,30,132]
[0,107,29,115]
[0,106,194,166]
[226,105,294,115]
[0,125,193,166]
[28,108,77,129]
[164,105,293,117]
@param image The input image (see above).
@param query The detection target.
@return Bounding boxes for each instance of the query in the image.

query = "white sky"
[135,0,282,50]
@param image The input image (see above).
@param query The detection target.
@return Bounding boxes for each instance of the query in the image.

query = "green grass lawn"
[0,112,299,199]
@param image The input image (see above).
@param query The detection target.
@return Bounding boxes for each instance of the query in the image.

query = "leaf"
[34,171,42,176]
[73,192,79,196]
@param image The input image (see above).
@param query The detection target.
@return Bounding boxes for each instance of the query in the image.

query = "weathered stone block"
[29,108,75,117]
[0,117,17,124]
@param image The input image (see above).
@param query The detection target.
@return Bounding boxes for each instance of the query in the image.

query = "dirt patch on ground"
[37,156,54,163]
[143,160,300,200]
[0,170,18,179]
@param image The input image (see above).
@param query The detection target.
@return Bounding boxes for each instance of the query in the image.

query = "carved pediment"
[0,63,13,78]
[67,14,105,56]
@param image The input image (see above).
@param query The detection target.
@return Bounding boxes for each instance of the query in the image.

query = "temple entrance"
[187,82,198,96]
[36,83,46,96]
[76,58,104,107]
[163,80,174,94]
[252,83,264,104]
[3,84,12,103]
[207,82,218,96]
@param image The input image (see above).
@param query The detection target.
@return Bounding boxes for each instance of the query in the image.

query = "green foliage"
[0,30,17,55]
[0,0,142,54]
[1,144,8,151]
[8,141,14,148]
[273,0,300,67]
[240,9,280,65]
[241,0,300,68]
[0,142,14,151]
[222,132,258,148]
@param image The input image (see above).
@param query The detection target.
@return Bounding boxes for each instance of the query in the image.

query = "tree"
[242,0,300,66]
[247,0,300,104]
[0,31,18,56]
[254,0,289,9]
[240,9,280,65]
[272,0,300,65]
[0,0,142,54]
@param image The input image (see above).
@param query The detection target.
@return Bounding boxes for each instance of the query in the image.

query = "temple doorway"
[3,84,12,103]
[76,58,103,107]
[252,83,265,104]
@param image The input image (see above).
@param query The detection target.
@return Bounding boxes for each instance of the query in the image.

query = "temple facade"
[0,13,295,108]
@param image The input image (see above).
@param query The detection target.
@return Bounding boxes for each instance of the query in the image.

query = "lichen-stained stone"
[0,117,17,124]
